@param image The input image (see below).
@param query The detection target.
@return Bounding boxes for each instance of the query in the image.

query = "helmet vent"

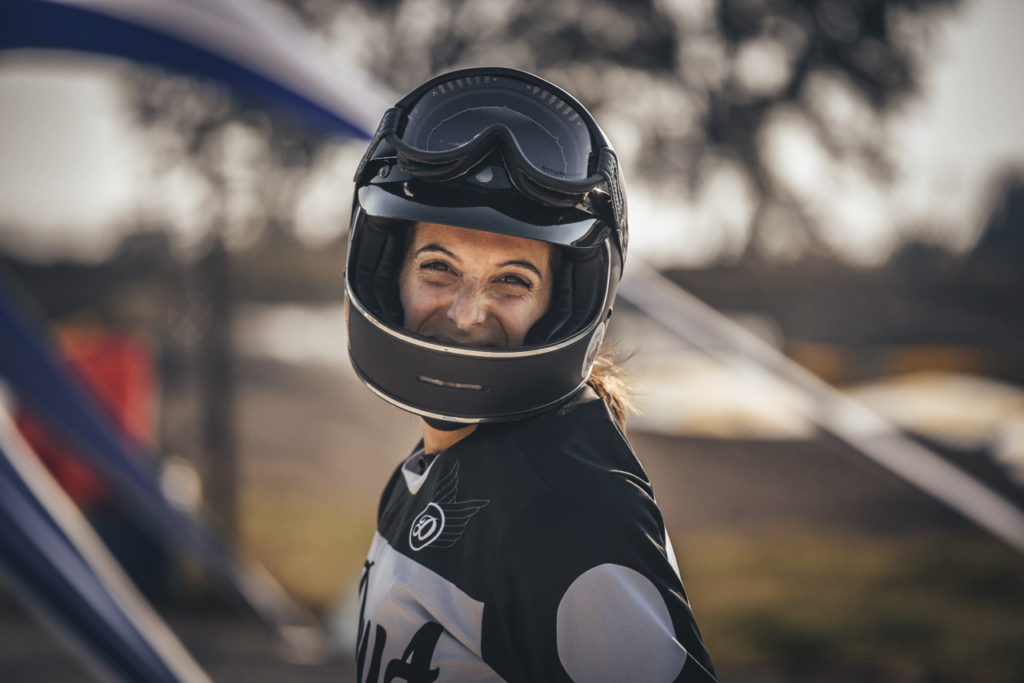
[416,375,488,391]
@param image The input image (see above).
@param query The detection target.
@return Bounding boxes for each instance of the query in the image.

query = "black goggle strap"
[597,148,626,235]
[511,169,595,209]
[389,122,615,205]
[390,125,532,182]
[390,135,486,180]
[514,148,624,228]
[353,107,402,183]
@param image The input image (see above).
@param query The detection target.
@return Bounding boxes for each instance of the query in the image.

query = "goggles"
[355,67,626,235]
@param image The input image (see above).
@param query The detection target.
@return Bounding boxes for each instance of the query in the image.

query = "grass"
[676,526,1024,682]
[239,484,377,609]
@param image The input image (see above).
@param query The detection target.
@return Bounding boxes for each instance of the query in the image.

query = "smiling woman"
[343,67,717,682]
[399,222,554,349]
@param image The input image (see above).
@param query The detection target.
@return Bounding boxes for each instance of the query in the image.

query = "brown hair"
[587,346,635,429]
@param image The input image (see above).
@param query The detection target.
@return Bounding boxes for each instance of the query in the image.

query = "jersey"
[356,389,717,682]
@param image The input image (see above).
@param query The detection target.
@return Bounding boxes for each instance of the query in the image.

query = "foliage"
[122,0,962,261]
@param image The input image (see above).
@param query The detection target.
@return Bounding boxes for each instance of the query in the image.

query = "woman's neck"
[421,421,477,454]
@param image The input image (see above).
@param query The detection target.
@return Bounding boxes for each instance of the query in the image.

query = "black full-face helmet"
[346,67,628,424]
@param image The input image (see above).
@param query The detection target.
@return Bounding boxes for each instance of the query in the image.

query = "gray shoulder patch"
[556,563,687,682]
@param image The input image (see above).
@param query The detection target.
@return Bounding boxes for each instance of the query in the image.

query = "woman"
[345,67,716,682]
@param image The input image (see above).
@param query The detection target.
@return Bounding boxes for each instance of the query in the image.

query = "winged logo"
[409,463,489,551]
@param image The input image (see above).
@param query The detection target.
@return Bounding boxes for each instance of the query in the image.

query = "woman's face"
[399,221,554,348]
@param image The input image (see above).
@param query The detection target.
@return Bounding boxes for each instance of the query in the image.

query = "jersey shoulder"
[503,388,652,498]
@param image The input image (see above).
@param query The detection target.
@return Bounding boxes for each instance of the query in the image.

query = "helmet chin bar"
[344,241,618,423]
[423,417,471,431]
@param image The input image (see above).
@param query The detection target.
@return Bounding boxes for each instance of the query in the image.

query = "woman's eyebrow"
[414,245,543,279]
[499,260,543,279]
[414,243,458,259]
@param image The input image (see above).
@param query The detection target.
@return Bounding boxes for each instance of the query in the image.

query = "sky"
[887,0,1024,248]
[0,0,1022,266]
[0,55,149,260]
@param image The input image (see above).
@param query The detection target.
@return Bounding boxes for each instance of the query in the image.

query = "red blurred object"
[15,327,157,508]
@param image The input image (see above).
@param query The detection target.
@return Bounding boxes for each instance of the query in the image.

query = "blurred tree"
[120,0,962,262]
[967,165,1024,287]
[976,167,1024,256]
[122,69,327,256]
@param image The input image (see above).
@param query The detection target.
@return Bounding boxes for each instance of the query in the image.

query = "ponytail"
[586,346,635,429]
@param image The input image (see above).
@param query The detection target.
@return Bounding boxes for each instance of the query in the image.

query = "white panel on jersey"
[556,563,687,682]
[362,532,500,678]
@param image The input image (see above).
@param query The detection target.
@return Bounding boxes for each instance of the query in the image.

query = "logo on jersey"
[409,463,489,551]
[410,503,445,549]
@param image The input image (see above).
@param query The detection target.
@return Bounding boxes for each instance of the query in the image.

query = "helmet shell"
[345,68,626,423]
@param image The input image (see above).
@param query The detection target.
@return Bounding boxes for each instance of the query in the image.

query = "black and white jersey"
[357,389,717,682]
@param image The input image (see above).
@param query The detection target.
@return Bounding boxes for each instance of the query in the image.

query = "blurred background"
[1,0,1023,681]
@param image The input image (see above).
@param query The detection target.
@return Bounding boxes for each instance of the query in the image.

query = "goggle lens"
[398,74,596,181]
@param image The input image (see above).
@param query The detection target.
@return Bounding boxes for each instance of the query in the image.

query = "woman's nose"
[447,284,488,330]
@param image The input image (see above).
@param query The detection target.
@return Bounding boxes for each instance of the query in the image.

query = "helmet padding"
[351,215,606,347]
[350,216,408,326]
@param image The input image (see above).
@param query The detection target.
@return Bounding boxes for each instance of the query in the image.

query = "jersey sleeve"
[480,469,717,682]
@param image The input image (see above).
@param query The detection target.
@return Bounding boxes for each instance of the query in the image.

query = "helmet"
[345,67,628,424]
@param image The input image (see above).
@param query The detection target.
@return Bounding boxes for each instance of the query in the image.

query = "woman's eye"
[421,261,452,273]
[497,274,532,289]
